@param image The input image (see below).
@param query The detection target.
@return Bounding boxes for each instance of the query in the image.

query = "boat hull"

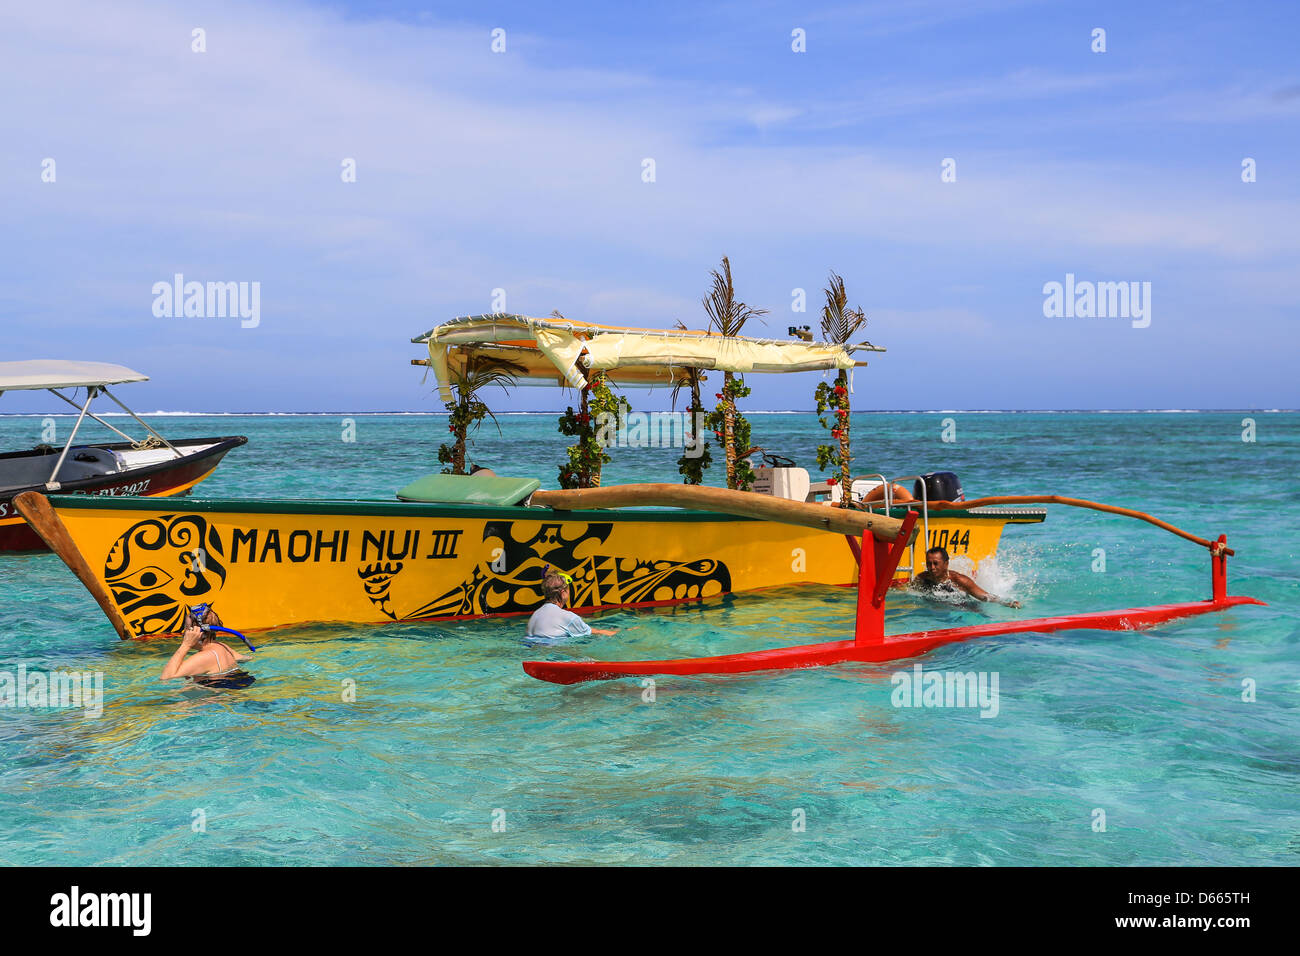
[29,495,1042,637]
[0,437,246,552]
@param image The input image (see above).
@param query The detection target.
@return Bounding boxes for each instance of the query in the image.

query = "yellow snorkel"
[541,564,574,587]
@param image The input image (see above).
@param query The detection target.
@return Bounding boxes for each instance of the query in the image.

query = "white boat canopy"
[413,314,884,402]
[0,360,149,393]
[0,360,179,486]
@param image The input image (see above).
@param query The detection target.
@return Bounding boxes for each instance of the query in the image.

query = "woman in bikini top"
[160,608,253,683]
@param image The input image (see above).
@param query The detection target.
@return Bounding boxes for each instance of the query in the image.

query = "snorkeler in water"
[526,567,618,641]
[159,605,256,688]
[913,547,1021,608]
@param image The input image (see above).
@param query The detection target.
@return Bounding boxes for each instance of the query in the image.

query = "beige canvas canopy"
[413,314,883,402]
[0,360,149,393]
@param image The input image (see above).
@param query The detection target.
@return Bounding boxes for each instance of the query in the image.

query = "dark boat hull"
[0,436,246,552]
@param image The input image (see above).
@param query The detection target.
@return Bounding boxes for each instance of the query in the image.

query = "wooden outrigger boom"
[531,483,909,542]
[523,506,1266,685]
[923,495,1235,555]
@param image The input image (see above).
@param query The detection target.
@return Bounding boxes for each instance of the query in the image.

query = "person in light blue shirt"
[526,569,617,643]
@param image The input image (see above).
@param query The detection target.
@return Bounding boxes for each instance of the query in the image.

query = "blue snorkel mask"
[186,603,256,653]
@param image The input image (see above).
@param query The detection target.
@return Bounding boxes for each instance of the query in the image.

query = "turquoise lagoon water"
[0,411,1297,865]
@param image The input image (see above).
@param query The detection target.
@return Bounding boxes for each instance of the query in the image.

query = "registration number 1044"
[927,528,970,552]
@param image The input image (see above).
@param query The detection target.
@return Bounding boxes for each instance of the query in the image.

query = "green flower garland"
[438,397,491,475]
[814,373,852,505]
[703,373,755,491]
[677,392,713,485]
[557,372,629,488]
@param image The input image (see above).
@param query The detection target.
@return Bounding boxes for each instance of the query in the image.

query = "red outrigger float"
[523,504,1266,685]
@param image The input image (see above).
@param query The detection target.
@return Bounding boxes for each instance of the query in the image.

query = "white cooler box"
[753,466,811,502]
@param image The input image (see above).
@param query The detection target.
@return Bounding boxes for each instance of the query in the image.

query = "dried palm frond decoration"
[814,271,867,506]
[701,257,768,490]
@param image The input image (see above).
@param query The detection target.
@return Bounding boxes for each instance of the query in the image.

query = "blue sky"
[2,0,1297,412]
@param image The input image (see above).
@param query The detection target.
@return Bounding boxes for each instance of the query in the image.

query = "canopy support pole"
[100,387,181,458]
[46,386,97,489]
[49,388,138,443]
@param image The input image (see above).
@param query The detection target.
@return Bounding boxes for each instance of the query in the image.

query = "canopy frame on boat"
[412,313,885,402]
[0,360,181,488]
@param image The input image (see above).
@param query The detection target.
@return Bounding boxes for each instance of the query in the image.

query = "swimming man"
[913,546,1021,608]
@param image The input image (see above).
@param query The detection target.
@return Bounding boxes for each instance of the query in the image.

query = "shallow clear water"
[1,411,1297,865]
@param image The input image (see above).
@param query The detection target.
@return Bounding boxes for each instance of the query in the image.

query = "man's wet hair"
[542,572,569,603]
[926,547,949,562]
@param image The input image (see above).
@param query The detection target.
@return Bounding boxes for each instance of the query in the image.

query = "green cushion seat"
[395,474,541,507]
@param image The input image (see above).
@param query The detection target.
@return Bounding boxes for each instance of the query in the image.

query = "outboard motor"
[914,471,963,503]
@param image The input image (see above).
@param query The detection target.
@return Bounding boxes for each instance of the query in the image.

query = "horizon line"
[1,408,1294,417]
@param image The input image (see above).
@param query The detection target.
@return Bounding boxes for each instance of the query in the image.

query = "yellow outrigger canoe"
[17,315,1044,639]
[17,480,1041,638]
